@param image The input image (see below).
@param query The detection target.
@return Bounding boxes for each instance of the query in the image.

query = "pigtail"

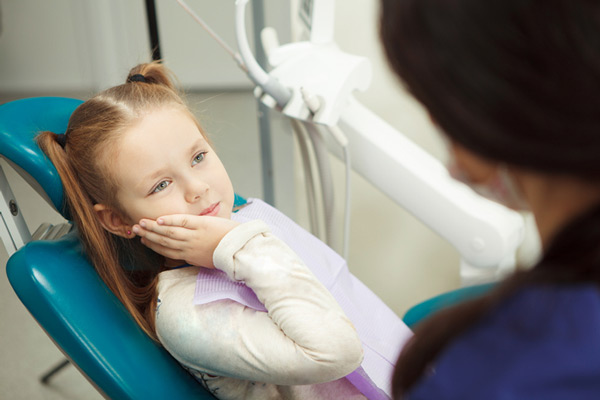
[36,131,74,213]
[37,130,161,341]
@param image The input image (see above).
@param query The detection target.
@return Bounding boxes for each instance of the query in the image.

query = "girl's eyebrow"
[189,137,207,155]
[143,168,167,184]
[136,167,168,194]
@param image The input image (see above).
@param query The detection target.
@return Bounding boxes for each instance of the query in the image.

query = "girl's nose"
[184,179,209,203]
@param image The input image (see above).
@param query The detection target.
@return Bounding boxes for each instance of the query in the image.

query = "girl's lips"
[200,202,220,216]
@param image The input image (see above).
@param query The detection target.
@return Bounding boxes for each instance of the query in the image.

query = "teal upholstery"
[402,282,495,328]
[0,97,81,214]
[1,97,213,399]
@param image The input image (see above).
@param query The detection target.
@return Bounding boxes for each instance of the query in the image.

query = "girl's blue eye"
[152,180,170,193]
[192,152,206,166]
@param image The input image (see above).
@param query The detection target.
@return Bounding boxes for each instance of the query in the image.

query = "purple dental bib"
[194,199,413,399]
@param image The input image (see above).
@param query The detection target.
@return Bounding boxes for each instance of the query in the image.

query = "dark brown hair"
[379,0,600,396]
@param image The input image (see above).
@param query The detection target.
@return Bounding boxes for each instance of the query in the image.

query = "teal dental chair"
[0,97,214,399]
[0,96,492,398]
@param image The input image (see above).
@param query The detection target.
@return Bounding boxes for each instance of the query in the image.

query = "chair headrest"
[0,97,83,219]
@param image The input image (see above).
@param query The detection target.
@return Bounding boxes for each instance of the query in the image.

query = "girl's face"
[109,107,234,226]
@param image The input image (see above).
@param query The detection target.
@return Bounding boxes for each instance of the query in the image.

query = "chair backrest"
[0,97,80,215]
[1,97,213,399]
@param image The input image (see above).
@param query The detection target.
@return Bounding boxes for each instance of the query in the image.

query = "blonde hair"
[37,62,203,341]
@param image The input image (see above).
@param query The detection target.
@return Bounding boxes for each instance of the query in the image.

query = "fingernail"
[133,226,140,234]
[157,218,164,225]
[139,221,146,228]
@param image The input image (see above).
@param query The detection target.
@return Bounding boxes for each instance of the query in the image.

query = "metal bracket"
[0,163,72,257]
[0,164,31,256]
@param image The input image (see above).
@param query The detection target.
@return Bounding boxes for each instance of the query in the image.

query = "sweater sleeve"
[155,220,364,386]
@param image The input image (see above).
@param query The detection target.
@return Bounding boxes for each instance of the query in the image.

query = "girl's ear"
[93,204,135,238]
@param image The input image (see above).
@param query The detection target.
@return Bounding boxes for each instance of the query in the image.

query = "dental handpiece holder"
[235,0,371,126]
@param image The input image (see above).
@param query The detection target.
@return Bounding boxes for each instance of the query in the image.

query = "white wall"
[0,0,150,93]
[0,0,95,93]
[0,0,289,93]
[156,0,291,90]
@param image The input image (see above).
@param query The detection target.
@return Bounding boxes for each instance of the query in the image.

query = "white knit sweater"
[155,219,366,400]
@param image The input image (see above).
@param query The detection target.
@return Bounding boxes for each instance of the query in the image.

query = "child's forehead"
[124,107,207,143]
[138,106,195,126]
[108,108,208,172]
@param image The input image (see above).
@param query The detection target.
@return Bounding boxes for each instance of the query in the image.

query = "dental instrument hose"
[291,119,322,238]
[301,89,352,259]
[333,126,351,260]
[303,122,337,247]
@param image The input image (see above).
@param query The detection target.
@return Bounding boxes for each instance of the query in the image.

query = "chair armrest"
[402,283,495,328]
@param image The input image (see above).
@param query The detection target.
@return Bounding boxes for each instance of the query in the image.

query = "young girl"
[380,0,600,398]
[37,62,410,399]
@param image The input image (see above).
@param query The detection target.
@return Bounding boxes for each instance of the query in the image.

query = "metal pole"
[145,0,162,61]
[251,0,275,206]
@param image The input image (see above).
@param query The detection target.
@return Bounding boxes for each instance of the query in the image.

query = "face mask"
[445,147,529,211]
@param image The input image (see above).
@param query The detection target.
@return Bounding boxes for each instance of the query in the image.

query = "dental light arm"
[337,99,524,272]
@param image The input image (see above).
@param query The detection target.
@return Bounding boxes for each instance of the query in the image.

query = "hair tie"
[56,134,67,149]
[128,74,147,83]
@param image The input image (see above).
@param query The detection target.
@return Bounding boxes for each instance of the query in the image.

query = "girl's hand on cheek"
[132,215,240,269]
